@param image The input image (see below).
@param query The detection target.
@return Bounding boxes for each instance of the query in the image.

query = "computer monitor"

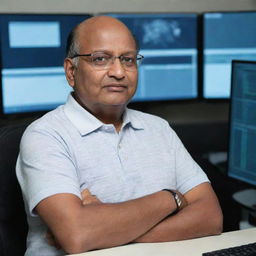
[107,13,198,102]
[203,12,256,99]
[0,14,91,115]
[228,60,256,188]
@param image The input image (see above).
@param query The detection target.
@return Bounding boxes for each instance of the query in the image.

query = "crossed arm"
[36,182,223,254]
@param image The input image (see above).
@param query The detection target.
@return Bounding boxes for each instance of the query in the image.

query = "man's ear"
[64,58,76,87]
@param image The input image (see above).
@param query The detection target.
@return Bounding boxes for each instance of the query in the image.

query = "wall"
[0,0,256,14]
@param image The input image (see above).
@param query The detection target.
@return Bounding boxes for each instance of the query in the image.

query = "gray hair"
[66,26,80,66]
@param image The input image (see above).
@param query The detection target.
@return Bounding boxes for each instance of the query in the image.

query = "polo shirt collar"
[64,94,102,136]
[64,94,144,136]
[122,108,144,130]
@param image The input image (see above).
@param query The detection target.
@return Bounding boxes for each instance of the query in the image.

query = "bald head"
[77,16,132,36]
[66,16,138,58]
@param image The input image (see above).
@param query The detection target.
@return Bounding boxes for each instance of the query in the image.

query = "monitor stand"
[207,151,227,175]
[233,189,256,229]
[233,189,256,211]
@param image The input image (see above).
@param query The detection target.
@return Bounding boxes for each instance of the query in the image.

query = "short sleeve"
[16,125,81,216]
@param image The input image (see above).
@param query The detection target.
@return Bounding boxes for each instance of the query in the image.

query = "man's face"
[65,21,138,112]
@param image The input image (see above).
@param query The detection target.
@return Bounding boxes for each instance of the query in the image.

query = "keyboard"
[202,242,256,256]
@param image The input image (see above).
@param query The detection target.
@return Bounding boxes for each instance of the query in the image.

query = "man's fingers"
[45,230,55,245]
[81,188,92,199]
[82,195,100,205]
[81,188,102,205]
[45,230,61,249]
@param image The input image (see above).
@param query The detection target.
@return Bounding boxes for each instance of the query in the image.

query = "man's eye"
[122,56,135,65]
[92,55,109,64]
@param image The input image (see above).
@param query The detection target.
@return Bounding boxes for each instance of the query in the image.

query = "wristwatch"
[163,189,182,214]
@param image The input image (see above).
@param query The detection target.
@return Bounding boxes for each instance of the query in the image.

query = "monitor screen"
[0,14,91,115]
[228,60,256,187]
[108,13,198,102]
[203,12,256,99]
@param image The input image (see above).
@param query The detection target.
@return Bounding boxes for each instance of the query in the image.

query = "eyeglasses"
[70,51,144,71]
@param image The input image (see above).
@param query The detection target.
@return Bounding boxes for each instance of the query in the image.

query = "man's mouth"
[103,84,128,92]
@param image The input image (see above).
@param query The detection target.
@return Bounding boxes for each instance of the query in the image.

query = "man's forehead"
[77,16,131,37]
[80,16,126,26]
[76,17,136,51]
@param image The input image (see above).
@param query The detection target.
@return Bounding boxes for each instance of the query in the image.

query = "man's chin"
[102,95,133,107]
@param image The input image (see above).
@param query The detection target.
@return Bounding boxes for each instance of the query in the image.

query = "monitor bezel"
[100,12,201,104]
[0,12,92,119]
[201,10,256,101]
[227,59,256,189]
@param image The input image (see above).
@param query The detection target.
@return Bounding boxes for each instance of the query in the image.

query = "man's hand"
[81,189,102,205]
[46,229,61,250]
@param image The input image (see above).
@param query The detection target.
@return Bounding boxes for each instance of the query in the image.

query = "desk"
[70,228,256,256]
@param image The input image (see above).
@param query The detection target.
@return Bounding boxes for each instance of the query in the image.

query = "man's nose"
[107,58,126,79]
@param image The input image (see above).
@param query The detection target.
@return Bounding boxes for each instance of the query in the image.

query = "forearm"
[134,184,223,243]
[135,198,222,243]
[77,191,172,251]
[37,190,177,254]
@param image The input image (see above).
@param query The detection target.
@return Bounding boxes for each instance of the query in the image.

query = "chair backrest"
[0,121,31,256]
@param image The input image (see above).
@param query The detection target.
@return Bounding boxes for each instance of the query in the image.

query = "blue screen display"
[108,13,198,102]
[203,12,256,99]
[0,14,91,114]
[228,61,256,187]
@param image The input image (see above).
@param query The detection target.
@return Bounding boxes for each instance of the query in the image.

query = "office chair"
[0,121,31,256]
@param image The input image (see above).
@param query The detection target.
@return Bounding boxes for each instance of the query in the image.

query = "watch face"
[163,189,181,212]
[175,194,182,208]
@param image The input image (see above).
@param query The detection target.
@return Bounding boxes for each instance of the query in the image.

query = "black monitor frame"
[227,59,256,189]
[101,12,200,105]
[201,10,256,101]
[0,13,91,119]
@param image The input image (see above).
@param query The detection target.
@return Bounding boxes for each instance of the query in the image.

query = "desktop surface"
[69,228,256,256]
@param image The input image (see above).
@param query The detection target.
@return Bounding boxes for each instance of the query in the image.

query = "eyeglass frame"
[70,51,144,70]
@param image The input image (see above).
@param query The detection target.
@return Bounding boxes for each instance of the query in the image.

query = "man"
[16,16,223,256]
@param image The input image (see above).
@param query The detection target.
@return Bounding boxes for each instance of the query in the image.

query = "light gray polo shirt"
[16,94,209,256]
